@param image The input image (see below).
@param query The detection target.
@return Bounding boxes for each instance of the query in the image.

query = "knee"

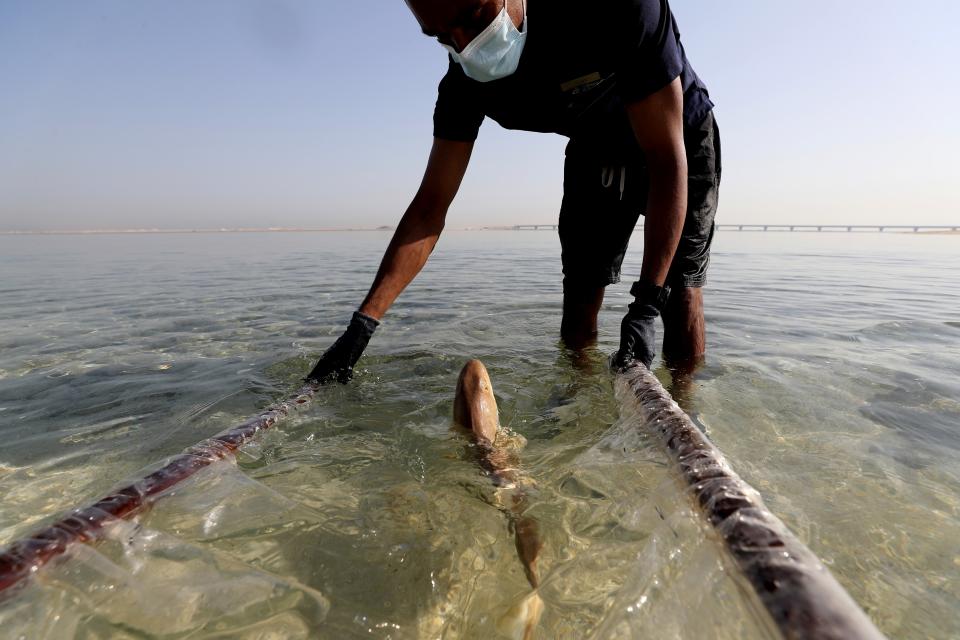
[663,286,703,321]
[560,310,600,350]
[662,286,706,360]
[561,281,605,346]
[560,324,597,351]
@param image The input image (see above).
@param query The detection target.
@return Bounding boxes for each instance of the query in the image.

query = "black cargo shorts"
[558,110,722,289]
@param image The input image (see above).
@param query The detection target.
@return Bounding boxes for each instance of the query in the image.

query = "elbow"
[408,190,449,234]
[426,215,446,237]
[646,153,687,195]
[400,194,447,238]
[645,145,687,178]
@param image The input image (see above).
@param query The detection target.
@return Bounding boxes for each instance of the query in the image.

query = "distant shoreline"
[0,226,529,236]
[0,226,956,236]
[0,227,397,236]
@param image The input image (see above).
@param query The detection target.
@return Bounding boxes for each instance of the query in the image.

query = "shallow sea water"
[0,230,957,638]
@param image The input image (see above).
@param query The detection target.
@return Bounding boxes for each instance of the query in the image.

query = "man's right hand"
[306,311,380,384]
[307,138,471,385]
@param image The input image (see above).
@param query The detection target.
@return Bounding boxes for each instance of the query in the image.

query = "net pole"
[0,383,318,596]
[618,365,886,640]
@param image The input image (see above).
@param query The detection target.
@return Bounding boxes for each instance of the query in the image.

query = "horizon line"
[1,224,958,236]
[0,226,410,236]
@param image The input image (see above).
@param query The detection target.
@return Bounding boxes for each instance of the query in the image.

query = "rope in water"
[0,383,318,596]
[619,364,886,640]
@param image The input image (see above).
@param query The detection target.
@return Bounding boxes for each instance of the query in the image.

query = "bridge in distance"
[510,224,959,233]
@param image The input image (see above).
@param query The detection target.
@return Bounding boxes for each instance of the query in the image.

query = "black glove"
[306,311,380,384]
[611,280,671,371]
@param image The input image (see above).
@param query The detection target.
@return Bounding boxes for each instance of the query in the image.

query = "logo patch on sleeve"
[560,72,604,94]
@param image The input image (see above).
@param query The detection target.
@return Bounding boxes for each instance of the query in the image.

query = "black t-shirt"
[433,0,713,158]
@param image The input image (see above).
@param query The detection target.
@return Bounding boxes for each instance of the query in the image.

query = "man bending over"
[308,0,721,383]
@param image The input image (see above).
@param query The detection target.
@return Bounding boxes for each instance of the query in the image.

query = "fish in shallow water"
[454,359,544,640]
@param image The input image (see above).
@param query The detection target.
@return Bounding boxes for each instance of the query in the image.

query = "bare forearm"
[355,138,473,320]
[640,156,687,286]
[358,202,445,320]
[623,77,687,287]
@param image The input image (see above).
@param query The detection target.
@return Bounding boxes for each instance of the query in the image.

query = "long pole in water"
[0,383,318,596]
[1,367,890,638]
[618,364,886,640]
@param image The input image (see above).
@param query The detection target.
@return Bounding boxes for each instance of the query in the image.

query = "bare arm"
[626,77,687,287]
[358,138,474,319]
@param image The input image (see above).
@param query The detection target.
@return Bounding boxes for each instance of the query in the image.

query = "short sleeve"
[613,0,684,104]
[433,59,485,142]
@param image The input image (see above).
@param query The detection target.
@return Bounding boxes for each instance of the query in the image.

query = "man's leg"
[662,111,720,371]
[662,286,705,362]
[557,151,641,352]
[560,280,605,350]
[662,286,706,411]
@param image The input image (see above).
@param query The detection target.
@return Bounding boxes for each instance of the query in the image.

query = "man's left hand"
[612,280,671,371]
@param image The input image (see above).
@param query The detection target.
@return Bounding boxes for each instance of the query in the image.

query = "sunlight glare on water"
[0,231,957,638]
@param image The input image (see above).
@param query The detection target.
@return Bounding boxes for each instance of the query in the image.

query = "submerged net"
[0,383,317,595]
[0,367,886,638]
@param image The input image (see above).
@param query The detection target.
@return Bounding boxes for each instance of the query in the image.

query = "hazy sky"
[1,0,958,230]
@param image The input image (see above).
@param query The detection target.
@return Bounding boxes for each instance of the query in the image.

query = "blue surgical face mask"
[442,1,527,83]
